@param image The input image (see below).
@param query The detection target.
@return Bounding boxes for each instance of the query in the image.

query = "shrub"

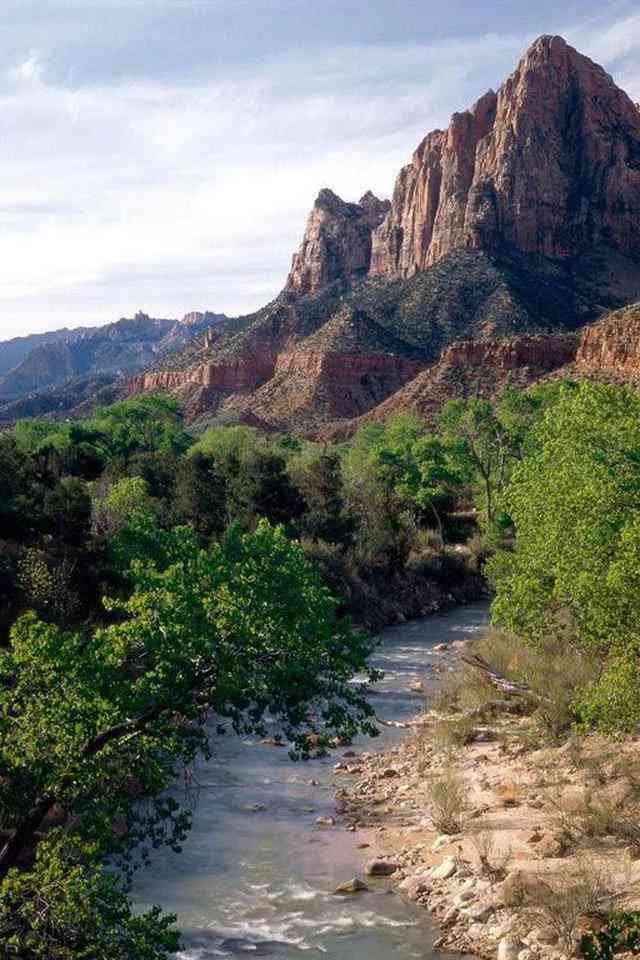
[581,911,640,960]
[574,656,640,736]
[467,825,511,878]
[549,787,640,857]
[526,855,619,953]
[470,629,599,741]
[424,765,468,834]
[431,714,477,749]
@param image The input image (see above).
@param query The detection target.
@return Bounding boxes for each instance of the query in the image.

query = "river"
[132,602,490,959]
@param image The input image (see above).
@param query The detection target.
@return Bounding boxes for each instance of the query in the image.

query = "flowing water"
[133,602,490,959]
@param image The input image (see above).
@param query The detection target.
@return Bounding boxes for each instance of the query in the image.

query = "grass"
[424,765,468,834]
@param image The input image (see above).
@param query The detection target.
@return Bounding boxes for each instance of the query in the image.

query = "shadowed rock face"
[370,35,640,276]
[286,189,390,295]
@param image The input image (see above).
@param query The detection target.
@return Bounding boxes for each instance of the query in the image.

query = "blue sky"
[1,0,639,337]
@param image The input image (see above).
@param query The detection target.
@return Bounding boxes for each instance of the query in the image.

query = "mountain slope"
[0,310,227,404]
[0,325,97,377]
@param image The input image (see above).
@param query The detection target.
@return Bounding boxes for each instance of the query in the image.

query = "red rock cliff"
[574,303,640,379]
[354,332,580,426]
[286,189,390,295]
[370,36,640,277]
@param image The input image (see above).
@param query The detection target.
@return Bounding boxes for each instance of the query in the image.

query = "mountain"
[18,35,640,430]
[0,310,228,411]
[286,189,390,295]
[122,35,640,432]
[370,36,640,276]
[0,325,97,377]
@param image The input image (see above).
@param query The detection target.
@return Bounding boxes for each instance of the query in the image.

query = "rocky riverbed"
[336,671,640,958]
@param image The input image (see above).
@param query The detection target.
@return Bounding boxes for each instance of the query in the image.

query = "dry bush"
[471,630,599,742]
[412,722,436,776]
[525,854,620,952]
[549,787,640,857]
[494,781,525,808]
[430,671,465,713]
[431,714,477,749]
[467,825,511,878]
[466,531,495,569]
[424,765,469,834]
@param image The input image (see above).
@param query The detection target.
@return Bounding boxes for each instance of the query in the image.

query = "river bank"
[132,603,490,959]
[338,643,640,959]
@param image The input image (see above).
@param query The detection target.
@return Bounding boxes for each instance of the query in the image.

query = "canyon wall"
[574,303,640,379]
[370,36,640,277]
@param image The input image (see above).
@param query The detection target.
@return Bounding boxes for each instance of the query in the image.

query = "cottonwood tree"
[0,520,377,958]
[488,383,640,733]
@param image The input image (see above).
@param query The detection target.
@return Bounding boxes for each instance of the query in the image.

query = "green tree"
[288,447,354,545]
[439,398,508,528]
[171,452,227,540]
[0,520,377,954]
[487,383,640,732]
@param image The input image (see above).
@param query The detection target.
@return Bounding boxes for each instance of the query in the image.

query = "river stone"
[464,900,495,922]
[364,858,398,877]
[535,833,565,859]
[398,875,431,900]
[430,856,457,880]
[530,926,558,945]
[498,938,524,960]
[334,877,369,895]
[315,816,335,827]
[432,833,461,852]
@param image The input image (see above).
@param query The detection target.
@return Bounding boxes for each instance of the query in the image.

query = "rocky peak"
[358,190,392,228]
[286,189,390,295]
[370,35,640,277]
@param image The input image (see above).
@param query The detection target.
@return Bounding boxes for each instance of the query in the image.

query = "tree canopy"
[0,519,377,957]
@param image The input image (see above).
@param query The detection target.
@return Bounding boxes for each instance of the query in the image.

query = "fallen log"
[460,652,545,701]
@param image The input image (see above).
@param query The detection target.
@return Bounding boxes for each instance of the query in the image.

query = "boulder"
[364,858,399,877]
[334,877,369,895]
[498,937,524,960]
[430,856,457,880]
[399,875,432,901]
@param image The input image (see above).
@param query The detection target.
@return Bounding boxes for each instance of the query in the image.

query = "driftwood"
[464,700,524,719]
[460,652,544,701]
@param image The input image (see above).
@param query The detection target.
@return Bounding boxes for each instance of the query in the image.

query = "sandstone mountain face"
[339,332,580,433]
[573,302,640,380]
[371,35,640,277]
[286,189,390,295]
[222,305,425,431]
[118,36,640,432]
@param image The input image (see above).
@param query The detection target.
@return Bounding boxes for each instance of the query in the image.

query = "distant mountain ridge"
[0,325,97,377]
[0,310,228,407]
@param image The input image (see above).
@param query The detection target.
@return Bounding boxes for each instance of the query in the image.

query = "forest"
[2,380,640,956]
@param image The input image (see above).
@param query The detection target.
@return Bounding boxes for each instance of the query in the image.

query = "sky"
[1,0,640,338]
